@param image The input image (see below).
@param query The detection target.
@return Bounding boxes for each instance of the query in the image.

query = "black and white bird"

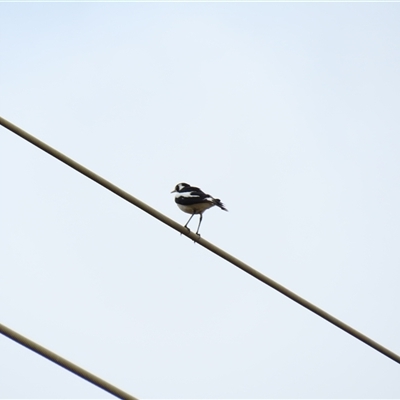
[171,183,228,235]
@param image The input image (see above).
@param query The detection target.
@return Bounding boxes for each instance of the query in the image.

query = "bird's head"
[171,182,190,193]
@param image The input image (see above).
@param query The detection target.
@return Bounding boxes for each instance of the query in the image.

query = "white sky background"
[1,2,400,399]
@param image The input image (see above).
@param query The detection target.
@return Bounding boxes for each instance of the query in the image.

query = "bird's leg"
[184,213,195,230]
[195,213,203,236]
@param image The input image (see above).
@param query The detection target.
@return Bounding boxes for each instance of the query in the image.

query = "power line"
[1,115,400,370]
[0,323,138,400]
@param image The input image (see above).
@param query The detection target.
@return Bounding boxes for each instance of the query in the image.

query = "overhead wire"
[1,117,399,382]
[0,323,138,400]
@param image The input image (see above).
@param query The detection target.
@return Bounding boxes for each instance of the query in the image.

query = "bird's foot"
[193,232,201,243]
[181,226,190,236]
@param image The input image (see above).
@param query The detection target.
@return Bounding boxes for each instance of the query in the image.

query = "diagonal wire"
[0,323,138,400]
[1,115,400,370]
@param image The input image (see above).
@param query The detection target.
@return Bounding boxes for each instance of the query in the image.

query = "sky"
[1,2,400,399]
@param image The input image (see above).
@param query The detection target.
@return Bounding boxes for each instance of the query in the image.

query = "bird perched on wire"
[171,182,228,235]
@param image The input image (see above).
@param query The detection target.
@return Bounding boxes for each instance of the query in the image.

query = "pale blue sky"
[1,3,400,398]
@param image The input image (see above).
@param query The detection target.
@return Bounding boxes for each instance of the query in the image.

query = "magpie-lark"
[171,183,228,235]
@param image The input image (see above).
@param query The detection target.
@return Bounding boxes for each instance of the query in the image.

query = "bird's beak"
[171,189,176,193]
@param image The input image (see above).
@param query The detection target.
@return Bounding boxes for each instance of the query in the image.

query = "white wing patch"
[176,191,201,199]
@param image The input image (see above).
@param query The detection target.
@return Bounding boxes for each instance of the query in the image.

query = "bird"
[171,182,228,235]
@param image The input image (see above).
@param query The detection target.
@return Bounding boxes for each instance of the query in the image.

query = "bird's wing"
[175,189,213,205]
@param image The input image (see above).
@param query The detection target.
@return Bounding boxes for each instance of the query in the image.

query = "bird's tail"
[213,198,228,212]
